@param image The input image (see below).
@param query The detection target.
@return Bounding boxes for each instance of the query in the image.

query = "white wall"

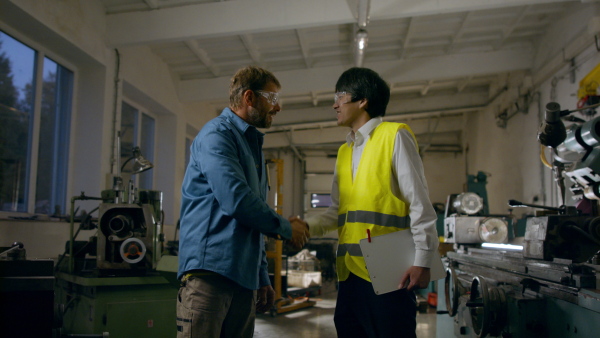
[422,152,465,206]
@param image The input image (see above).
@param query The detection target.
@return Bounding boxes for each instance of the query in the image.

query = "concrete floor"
[254,280,438,338]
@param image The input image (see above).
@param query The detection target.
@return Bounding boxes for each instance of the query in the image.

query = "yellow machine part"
[578,62,600,99]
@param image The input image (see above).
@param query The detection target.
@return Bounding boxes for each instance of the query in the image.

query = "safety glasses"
[255,90,280,106]
[334,91,354,105]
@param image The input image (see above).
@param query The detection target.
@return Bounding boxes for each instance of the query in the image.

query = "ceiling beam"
[107,0,353,46]
[420,80,434,96]
[296,29,312,68]
[240,34,262,64]
[494,6,530,50]
[457,76,473,92]
[184,40,220,77]
[400,17,414,59]
[447,12,471,53]
[178,47,533,102]
[263,113,467,149]
[106,0,577,46]
[143,0,159,10]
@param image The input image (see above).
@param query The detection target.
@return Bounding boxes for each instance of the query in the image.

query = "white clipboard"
[359,230,445,295]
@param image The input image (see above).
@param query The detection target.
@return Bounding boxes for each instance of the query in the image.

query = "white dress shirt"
[307,117,439,267]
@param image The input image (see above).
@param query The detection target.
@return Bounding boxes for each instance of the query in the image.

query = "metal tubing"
[69,193,103,273]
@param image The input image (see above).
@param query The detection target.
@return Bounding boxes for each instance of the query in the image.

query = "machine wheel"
[487,287,508,336]
[467,275,491,337]
[444,266,461,317]
[467,276,508,337]
[586,216,600,242]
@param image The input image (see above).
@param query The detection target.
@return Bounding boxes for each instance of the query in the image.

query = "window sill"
[0,213,64,223]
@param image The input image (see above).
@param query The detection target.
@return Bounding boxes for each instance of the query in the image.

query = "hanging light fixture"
[355,29,369,67]
[354,0,371,67]
[356,29,368,50]
[357,0,371,28]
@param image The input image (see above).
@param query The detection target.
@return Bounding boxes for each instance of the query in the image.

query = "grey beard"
[247,107,271,129]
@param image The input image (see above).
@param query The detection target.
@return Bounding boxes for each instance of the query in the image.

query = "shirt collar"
[345,117,383,146]
[222,107,265,138]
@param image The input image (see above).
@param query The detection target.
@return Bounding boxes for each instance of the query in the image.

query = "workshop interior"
[3,0,600,337]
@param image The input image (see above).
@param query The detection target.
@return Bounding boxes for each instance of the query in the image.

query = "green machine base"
[55,272,178,338]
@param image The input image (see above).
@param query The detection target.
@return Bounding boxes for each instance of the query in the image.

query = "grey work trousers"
[176,273,256,338]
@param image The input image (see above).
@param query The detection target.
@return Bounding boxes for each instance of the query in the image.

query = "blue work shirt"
[178,108,292,290]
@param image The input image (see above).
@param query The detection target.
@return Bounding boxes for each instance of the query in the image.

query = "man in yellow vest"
[305,67,439,337]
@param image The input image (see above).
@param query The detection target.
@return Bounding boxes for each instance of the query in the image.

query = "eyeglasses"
[255,90,280,106]
[334,91,354,105]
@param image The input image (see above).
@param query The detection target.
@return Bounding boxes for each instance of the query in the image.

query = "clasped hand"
[288,216,310,249]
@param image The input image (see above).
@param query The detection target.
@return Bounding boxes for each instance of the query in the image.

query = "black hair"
[335,67,390,118]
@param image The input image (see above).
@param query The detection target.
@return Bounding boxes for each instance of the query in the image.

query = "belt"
[181,270,216,283]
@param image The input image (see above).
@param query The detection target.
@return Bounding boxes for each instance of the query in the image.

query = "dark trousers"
[334,273,417,338]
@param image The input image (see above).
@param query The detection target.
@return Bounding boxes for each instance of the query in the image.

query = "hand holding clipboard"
[359,229,445,295]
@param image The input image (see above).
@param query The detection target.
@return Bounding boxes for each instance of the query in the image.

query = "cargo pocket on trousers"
[176,288,194,337]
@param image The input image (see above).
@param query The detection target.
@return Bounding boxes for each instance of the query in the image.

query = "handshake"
[288,216,310,249]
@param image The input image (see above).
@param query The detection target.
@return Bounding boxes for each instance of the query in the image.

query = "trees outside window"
[0,31,73,216]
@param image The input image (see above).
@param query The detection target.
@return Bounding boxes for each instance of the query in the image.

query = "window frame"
[120,97,157,190]
[0,26,78,219]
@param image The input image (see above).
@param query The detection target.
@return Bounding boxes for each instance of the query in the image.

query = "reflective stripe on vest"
[337,243,363,257]
[335,122,418,282]
[337,210,411,229]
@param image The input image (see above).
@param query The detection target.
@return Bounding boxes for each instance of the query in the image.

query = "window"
[120,101,155,190]
[0,31,73,215]
[310,193,332,208]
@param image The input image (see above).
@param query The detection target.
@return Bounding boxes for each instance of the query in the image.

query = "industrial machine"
[58,139,164,276]
[438,101,600,337]
[1,242,57,337]
[96,185,163,274]
[444,172,512,246]
[54,138,177,338]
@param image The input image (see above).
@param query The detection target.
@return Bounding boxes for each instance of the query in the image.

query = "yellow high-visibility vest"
[336,122,417,282]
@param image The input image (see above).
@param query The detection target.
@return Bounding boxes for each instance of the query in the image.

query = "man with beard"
[177,66,310,338]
